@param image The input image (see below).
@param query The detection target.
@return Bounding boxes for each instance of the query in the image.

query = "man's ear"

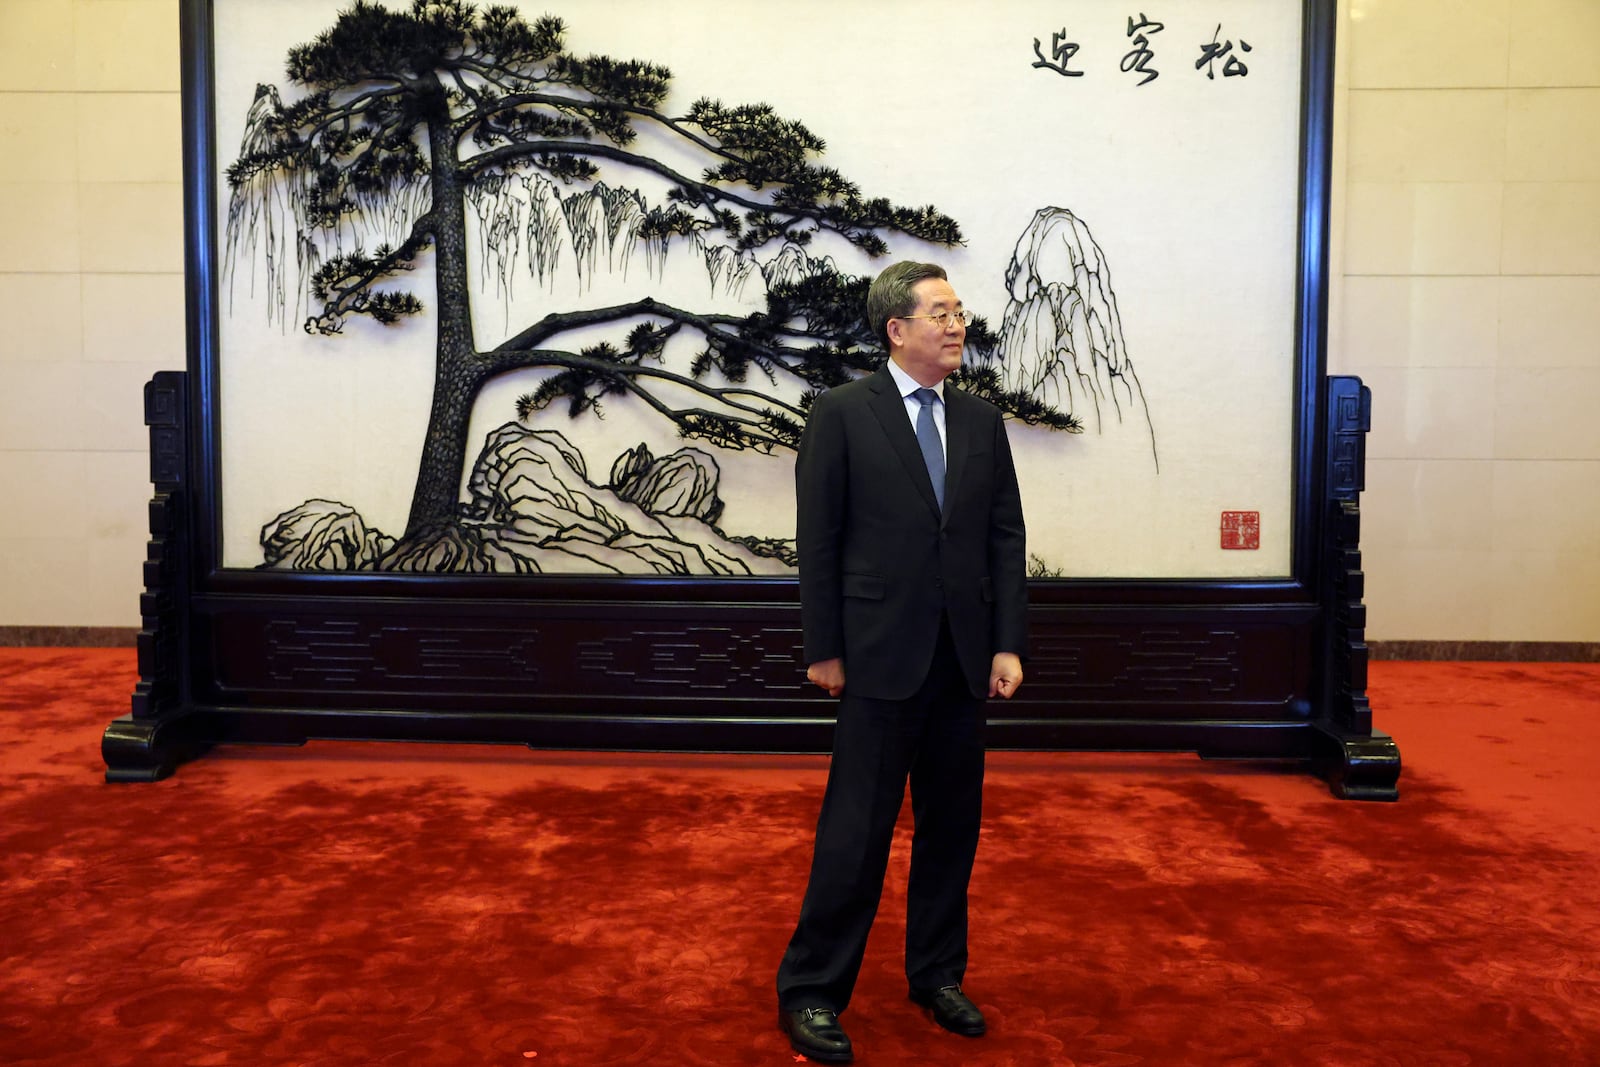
[885,318,904,349]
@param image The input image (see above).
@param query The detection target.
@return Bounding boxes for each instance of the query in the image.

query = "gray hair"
[866,261,948,351]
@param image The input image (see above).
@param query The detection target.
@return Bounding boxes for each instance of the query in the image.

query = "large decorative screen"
[212,0,1306,578]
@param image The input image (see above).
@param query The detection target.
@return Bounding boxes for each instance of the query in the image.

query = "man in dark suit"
[776,261,1028,1063]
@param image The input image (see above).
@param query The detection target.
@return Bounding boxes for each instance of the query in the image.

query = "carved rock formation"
[378,423,786,575]
[466,172,814,300]
[701,240,759,297]
[463,422,623,544]
[560,179,648,281]
[260,499,395,570]
[761,242,836,289]
[263,426,790,575]
[610,443,724,523]
[998,207,1158,468]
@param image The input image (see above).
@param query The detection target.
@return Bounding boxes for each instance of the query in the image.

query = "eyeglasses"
[895,309,974,330]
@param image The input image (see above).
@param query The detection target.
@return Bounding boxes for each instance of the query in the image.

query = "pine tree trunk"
[405,79,483,537]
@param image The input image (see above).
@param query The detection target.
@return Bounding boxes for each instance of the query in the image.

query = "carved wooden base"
[101,706,1400,799]
[1311,726,1400,801]
[101,711,212,783]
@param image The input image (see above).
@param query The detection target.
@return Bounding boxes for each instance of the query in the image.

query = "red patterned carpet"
[2,649,1598,1065]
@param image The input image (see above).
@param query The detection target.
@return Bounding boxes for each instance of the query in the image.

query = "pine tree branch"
[305,226,431,334]
[461,138,890,251]
[449,85,724,164]
[484,346,806,452]
[490,299,850,390]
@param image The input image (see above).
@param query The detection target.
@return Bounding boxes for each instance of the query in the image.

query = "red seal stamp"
[1220,511,1260,550]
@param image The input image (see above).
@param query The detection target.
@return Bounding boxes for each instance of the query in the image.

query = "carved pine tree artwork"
[224,1,1142,574]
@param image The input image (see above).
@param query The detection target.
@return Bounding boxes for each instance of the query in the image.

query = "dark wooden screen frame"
[104,0,1400,800]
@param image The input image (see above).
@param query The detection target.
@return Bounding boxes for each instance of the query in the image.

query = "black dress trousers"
[776,617,985,1012]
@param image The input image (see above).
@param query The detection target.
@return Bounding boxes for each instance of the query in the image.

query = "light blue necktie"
[913,387,945,511]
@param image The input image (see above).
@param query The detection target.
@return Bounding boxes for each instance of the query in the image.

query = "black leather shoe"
[910,984,986,1036]
[778,1007,854,1063]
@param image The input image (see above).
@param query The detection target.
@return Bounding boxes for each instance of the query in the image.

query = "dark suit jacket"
[795,366,1028,701]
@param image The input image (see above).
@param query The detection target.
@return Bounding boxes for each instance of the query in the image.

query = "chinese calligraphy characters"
[1197,23,1253,79]
[1031,15,1254,84]
[1121,14,1163,85]
[1033,29,1085,77]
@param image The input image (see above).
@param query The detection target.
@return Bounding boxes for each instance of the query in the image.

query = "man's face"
[887,278,965,387]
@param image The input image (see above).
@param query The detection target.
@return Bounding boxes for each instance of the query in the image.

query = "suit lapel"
[866,368,942,519]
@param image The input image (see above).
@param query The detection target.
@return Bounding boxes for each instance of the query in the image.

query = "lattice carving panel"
[244,620,546,689]
[1025,627,1255,699]
[213,613,813,700]
[576,626,807,692]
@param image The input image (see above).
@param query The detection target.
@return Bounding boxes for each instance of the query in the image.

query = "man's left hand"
[988,653,1023,699]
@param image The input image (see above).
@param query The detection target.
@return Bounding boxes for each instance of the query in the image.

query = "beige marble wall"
[1,0,1596,641]
[0,0,183,626]
[1333,0,1600,641]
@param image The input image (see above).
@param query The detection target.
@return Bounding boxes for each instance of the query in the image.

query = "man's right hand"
[807,658,845,698]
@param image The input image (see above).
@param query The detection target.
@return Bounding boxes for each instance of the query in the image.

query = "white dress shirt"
[885,358,946,459]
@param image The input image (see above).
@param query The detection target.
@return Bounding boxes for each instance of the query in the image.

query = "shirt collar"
[885,357,943,402]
